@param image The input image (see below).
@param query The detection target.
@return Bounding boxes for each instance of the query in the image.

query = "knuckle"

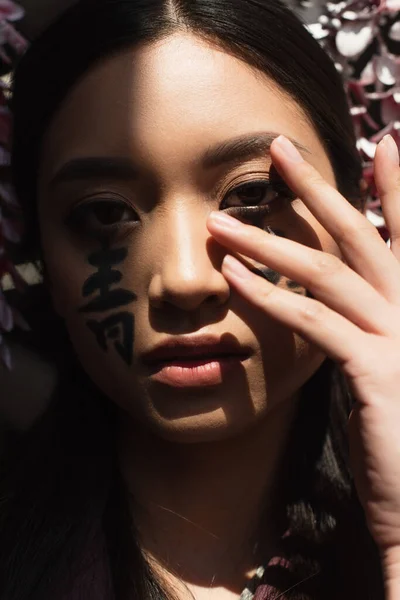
[300,299,327,323]
[259,282,279,303]
[310,252,343,279]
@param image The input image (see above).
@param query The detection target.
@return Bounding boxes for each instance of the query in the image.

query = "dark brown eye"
[90,202,134,225]
[67,200,139,234]
[221,180,295,209]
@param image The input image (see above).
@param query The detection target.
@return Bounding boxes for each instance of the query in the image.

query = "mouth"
[141,336,252,388]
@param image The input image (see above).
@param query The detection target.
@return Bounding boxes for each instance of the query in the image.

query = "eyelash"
[66,179,296,237]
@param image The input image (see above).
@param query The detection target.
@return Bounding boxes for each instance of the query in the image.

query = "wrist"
[380,547,400,600]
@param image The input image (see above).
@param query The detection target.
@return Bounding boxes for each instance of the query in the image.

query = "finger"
[208,211,393,335]
[222,254,365,365]
[269,135,400,303]
[374,135,400,261]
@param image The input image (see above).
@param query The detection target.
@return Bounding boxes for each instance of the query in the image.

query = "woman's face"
[38,33,340,442]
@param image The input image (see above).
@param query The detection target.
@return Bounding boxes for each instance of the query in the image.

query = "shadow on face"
[37,32,337,443]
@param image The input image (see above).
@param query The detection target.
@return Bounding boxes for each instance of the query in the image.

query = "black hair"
[0,0,384,598]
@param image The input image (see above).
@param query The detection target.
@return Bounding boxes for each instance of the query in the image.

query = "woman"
[1,0,400,598]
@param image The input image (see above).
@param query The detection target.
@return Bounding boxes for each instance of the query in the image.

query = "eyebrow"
[49,156,139,188]
[202,132,310,169]
[49,132,310,188]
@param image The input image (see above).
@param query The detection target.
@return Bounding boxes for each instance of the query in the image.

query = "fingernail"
[274,135,304,163]
[223,255,252,279]
[381,135,399,166]
[209,211,242,229]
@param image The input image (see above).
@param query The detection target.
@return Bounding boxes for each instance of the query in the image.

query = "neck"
[117,397,298,594]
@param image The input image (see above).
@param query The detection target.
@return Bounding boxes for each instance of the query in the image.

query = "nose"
[148,207,230,312]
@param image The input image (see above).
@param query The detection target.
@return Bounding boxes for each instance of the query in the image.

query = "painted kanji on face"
[78,241,136,366]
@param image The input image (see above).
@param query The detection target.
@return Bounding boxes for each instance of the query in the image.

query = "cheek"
[41,219,157,377]
[41,233,145,413]
[42,232,141,318]
[42,240,86,319]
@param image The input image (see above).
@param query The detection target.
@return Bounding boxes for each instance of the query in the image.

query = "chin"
[143,409,265,444]
[123,382,277,444]
[130,373,308,444]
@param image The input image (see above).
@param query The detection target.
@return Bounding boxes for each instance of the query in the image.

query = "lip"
[141,334,251,365]
[141,335,252,388]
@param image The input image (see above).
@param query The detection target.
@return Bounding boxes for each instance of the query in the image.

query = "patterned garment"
[240,567,266,600]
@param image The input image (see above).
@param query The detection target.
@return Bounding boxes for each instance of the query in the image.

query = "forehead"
[41,32,334,183]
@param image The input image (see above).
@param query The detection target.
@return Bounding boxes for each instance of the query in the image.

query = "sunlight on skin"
[36,33,352,599]
[39,33,339,441]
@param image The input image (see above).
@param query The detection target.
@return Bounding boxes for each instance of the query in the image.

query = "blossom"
[0,0,27,369]
[306,0,400,241]
[0,0,24,22]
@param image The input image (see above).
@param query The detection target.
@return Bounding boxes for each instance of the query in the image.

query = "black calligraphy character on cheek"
[78,241,136,366]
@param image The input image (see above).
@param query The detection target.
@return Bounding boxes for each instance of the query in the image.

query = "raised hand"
[208,134,400,598]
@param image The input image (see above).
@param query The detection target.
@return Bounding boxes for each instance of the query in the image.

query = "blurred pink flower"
[0,20,27,63]
[0,0,24,22]
[0,0,27,369]
[308,0,400,242]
